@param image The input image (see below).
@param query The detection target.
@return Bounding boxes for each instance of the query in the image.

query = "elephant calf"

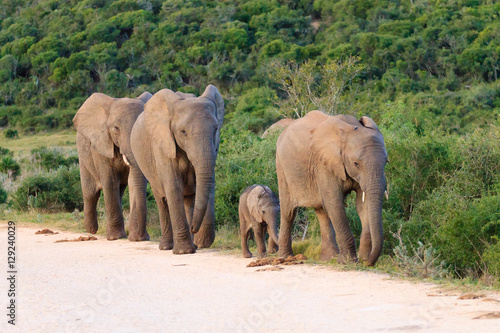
[239,185,280,258]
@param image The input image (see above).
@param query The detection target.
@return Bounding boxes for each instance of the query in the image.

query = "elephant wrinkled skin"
[276,111,388,266]
[73,92,152,241]
[130,85,225,254]
[239,185,280,258]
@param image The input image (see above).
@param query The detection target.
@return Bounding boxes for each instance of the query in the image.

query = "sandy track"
[0,224,499,333]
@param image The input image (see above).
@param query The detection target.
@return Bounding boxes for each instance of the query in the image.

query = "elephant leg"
[323,197,357,264]
[128,167,149,242]
[267,225,279,254]
[153,189,173,250]
[356,189,371,262]
[277,205,297,259]
[194,190,216,249]
[80,164,100,234]
[241,228,252,258]
[315,208,339,261]
[254,222,266,259]
[165,183,196,255]
[102,173,126,240]
[184,194,195,242]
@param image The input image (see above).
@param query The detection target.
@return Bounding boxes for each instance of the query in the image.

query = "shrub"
[4,129,18,138]
[0,147,20,179]
[12,165,82,212]
[31,147,79,171]
[0,183,7,204]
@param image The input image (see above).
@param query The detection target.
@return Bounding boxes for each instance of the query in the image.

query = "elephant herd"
[73,85,388,266]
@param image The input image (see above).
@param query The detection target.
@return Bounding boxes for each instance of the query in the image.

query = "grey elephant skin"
[239,185,280,258]
[130,85,225,254]
[276,111,388,266]
[73,92,152,241]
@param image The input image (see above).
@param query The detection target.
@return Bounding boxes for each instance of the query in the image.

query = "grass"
[0,129,76,158]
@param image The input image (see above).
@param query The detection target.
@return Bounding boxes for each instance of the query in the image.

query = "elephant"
[73,92,152,241]
[276,110,388,266]
[261,118,294,138]
[239,185,280,258]
[130,85,225,254]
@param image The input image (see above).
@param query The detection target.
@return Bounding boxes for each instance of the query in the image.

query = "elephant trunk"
[191,157,216,234]
[269,215,279,245]
[365,187,384,266]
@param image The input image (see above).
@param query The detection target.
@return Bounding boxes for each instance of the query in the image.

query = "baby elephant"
[239,185,280,258]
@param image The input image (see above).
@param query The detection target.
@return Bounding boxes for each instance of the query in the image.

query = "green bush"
[31,147,79,171]
[0,147,20,179]
[0,183,7,204]
[483,236,500,279]
[12,165,82,212]
[4,129,18,138]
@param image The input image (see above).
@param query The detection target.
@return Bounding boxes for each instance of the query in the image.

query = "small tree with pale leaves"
[269,56,365,118]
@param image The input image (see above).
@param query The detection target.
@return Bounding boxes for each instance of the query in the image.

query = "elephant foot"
[257,251,266,259]
[268,244,279,254]
[159,238,174,251]
[84,221,98,234]
[336,251,358,265]
[172,241,196,255]
[278,248,294,259]
[128,230,150,242]
[106,228,127,241]
[193,226,215,249]
[242,251,252,258]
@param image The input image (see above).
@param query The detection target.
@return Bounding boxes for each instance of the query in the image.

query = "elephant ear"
[73,93,115,159]
[310,117,358,182]
[137,92,153,104]
[359,116,379,131]
[201,85,225,129]
[248,186,265,223]
[143,89,181,159]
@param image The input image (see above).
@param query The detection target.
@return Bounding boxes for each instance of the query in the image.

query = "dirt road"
[1,224,499,332]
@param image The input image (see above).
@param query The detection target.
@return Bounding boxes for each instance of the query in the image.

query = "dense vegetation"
[1,0,499,283]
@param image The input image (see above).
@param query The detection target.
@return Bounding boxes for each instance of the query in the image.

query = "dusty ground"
[1,224,499,333]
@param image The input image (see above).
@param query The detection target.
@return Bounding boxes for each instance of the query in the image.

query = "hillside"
[0,0,499,132]
[0,1,499,283]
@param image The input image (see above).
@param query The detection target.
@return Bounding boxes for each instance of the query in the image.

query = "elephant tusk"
[362,191,365,203]
[122,155,130,166]
[385,190,389,200]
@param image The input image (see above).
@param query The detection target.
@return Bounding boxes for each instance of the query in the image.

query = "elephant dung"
[55,236,98,243]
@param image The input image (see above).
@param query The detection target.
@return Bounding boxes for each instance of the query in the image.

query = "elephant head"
[247,186,280,245]
[311,115,388,266]
[73,92,152,165]
[143,85,225,234]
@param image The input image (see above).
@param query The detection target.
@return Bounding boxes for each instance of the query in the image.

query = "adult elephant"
[130,85,225,254]
[73,92,152,241]
[276,111,388,266]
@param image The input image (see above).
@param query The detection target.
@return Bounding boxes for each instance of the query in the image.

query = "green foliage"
[269,57,365,118]
[4,129,18,138]
[483,236,500,279]
[0,146,20,179]
[12,165,82,212]
[232,87,276,133]
[0,183,7,205]
[30,147,79,171]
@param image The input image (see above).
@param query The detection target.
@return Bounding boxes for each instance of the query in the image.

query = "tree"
[269,56,365,118]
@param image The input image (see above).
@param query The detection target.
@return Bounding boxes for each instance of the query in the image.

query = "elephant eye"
[354,162,360,168]
[114,126,120,132]
[181,130,187,136]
